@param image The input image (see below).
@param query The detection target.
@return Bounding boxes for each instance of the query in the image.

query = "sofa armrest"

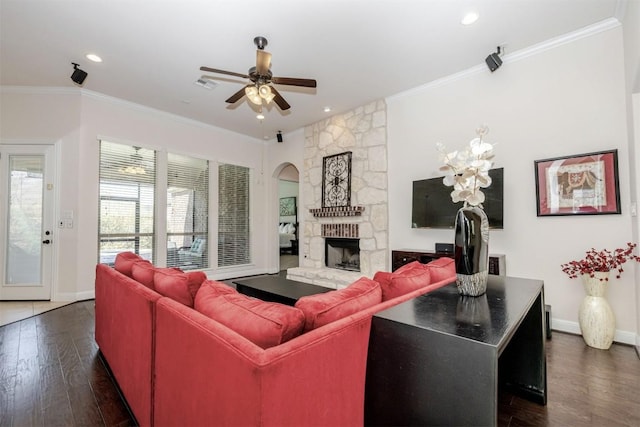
[154,297,372,427]
[95,263,161,427]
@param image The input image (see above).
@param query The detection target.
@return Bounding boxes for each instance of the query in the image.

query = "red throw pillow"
[154,269,194,307]
[114,252,142,277]
[295,277,382,332]
[385,268,432,301]
[131,260,156,289]
[425,257,456,283]
[372,271,393,289]
[195,291,305,349]
[373,261,424,289]
[395,260,424,274]
[185,271,207,300]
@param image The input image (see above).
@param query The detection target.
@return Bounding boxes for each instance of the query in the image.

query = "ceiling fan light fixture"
[245,86,262,105]
[258,84,271,97]
[259,84,276,103]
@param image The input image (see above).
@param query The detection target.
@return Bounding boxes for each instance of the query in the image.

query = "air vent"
[194,78,217,89]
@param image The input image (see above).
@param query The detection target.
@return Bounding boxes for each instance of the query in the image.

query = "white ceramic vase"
[578,272,615,350]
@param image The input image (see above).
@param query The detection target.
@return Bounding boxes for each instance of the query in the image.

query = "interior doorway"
[278,164,299,272]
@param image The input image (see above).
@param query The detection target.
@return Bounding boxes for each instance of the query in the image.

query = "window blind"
[218,163,250,267]
[98,141,156,265]
[167,153,209,270]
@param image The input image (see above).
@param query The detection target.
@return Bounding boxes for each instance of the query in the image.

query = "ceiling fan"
[200,36,317,111]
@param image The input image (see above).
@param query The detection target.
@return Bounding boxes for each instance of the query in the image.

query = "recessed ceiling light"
[86,53,102,62]
[324,106,332,113]
[461,12,479,25]
[256,113,265,120]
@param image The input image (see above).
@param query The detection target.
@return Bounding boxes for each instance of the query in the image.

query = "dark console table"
[233,275,330,306]
[365,275,547,426]
[391,248,452,271]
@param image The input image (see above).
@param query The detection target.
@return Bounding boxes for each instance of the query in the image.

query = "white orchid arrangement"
[436,125,495,207]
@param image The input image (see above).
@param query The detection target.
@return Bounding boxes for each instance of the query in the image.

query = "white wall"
[1,88,270,299]
[622,0,640,349]
[387,24,638,341]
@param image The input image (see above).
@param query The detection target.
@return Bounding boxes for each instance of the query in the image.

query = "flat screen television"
[412,168,504,229]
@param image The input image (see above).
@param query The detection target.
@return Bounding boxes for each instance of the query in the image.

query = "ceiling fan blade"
[225,85,251,104]
[270,86,291,110]
[200,66,249,79]
[271,76,317,88]
[256,50,272,75]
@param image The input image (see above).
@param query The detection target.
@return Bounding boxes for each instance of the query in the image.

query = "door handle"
[42,239,51,244]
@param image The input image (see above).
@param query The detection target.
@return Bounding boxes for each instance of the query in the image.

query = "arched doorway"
[277,164,299,273]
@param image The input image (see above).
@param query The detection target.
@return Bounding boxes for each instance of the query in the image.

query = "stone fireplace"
[286,100,389,289]
[325,238,360,272]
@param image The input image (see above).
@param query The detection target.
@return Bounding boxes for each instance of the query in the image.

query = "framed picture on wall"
[279,197,296,216]
[534,149,620,216]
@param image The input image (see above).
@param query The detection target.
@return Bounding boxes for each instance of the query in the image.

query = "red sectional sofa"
[95,253,455,426]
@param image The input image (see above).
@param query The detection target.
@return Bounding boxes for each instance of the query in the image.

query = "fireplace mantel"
[310,206,364,217]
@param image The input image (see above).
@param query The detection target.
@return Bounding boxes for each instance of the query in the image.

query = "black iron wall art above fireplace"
[322,151,352,208]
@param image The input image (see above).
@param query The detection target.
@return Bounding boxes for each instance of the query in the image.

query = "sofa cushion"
[114,252,143,277]
[425,257,456,283]
[386,268,432,300]
[295,277,381,332]
[131,260,156,289]
[185,271,208,300]
[196,279,238,299]
[154,269,195,307]
[373,260,424,290]
[194,291,305,349]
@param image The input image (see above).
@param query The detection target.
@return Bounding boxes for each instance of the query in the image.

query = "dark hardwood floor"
[0,300,135,427]
[1,300,639,426]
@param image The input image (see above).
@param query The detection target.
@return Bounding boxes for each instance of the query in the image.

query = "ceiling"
[0,0,622,141]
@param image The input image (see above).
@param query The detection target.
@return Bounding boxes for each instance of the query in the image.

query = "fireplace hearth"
[325,238,360,272]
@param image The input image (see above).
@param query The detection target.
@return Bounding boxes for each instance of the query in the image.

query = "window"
[218,163,250,266]
[99,141,155,265]
[167,153,209,270]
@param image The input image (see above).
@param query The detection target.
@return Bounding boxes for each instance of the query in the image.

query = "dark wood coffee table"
[233,275,330,306]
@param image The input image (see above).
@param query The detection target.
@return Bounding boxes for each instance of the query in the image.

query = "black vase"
[454,204,489,296]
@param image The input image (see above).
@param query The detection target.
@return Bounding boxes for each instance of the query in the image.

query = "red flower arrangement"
[561,242,640,280]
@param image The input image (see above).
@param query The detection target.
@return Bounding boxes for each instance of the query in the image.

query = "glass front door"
[0,144,55,300]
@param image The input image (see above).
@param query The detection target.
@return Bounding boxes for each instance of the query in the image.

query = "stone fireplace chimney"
[286,100,389,290]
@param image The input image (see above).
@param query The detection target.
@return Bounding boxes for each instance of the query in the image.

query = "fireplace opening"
[325,238,360,272]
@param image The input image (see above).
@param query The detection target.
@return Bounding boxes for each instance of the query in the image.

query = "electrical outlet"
[64,219,73,228]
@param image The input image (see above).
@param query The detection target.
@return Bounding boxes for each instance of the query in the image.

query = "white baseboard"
[551,318,636,345]
[53,289,95,302]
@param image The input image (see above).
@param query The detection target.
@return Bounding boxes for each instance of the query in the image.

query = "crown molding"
[388,17,622,101]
